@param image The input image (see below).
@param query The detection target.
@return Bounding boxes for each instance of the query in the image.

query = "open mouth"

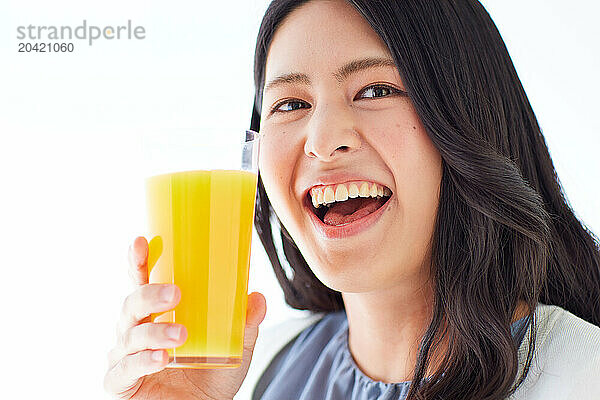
[303,190,392,226]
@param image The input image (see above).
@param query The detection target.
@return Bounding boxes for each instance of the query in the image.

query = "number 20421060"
[18,42,74,52]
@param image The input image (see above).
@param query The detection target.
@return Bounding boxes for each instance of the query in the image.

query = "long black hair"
[250,1,600,399]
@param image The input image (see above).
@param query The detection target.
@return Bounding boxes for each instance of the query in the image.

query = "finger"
[116,283,181,338]
[104,349,168,396]
[108,322,187,368]
[128,236,148,286]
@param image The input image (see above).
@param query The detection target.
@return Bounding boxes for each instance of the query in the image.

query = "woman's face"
[259,0,442,293]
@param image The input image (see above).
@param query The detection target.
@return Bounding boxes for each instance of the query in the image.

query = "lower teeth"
[329,221,350,227]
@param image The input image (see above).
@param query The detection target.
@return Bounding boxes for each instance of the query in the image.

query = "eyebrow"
[264,56,397,93]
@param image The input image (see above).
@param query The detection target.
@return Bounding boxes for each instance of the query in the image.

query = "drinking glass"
[142,129,260,368]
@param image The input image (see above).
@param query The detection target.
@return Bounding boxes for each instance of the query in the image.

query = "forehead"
[264,0,392,81]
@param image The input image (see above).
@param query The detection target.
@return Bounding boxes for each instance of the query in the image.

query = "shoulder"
[260,310,335,346]
[511,304,600,400]
[533,303,600,366]
[256,310,347,358]
[234,311,329,400]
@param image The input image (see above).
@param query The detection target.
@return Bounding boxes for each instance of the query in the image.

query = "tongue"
[323,196,388,226]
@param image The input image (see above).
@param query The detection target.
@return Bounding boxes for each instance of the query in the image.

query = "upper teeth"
[310,181,392,208]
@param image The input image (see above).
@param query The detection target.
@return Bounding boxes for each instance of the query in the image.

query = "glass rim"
[140,129,260,178]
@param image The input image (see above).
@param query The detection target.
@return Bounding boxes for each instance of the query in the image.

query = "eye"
[271,99,311,114]
[355,84,401,100]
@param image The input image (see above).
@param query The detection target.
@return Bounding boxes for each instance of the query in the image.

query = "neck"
[342,278,436,383]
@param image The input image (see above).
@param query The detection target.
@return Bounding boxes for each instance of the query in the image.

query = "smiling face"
[258,0,443,293]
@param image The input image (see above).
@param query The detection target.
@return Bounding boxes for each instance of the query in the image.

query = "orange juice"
[145,169,258,368]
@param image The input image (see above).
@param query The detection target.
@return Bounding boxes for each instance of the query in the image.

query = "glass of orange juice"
[142,129,260,369]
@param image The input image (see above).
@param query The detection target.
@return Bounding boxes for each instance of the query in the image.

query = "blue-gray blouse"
[254,310,530,400]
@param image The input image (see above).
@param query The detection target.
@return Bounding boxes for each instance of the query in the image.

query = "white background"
[0,0,598,398]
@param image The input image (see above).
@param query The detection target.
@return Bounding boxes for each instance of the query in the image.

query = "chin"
[310,263,386,293]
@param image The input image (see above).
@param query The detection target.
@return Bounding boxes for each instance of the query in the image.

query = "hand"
[104,236,267,399]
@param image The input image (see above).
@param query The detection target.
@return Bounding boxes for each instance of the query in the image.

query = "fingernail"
[151,350,163,362]
[161,286,175,302]
[166,325,181,340]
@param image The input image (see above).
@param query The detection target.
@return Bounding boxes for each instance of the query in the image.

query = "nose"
[303,101,361,161]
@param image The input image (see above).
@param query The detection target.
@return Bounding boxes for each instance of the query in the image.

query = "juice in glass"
[145,168,258,368]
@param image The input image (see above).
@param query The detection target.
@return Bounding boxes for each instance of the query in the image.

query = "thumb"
[242,292,267,355]
[225,292,266,395]
[246,291,267,328]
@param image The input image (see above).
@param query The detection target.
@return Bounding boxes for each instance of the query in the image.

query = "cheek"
[355,108,413,160]
[258,133,295,206]
[398,138,442,252]
[358,107,442,236]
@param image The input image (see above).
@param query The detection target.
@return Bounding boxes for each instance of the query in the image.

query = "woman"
[104,0,600,399]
